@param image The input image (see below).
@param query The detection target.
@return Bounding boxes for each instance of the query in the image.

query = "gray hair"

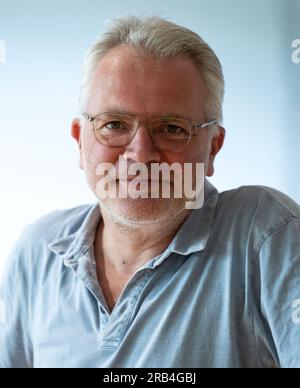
[79,16,224,129]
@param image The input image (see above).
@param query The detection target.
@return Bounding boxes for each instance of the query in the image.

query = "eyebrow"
[94,109,192,121]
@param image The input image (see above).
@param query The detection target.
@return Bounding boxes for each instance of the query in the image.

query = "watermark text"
[0,299,6,324]
[292,299,300,324]
[291,39,300,64]
[95,157,205,209]
[0,39,6,64]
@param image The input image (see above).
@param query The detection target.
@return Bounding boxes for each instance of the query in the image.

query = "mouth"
[117,178,172,184]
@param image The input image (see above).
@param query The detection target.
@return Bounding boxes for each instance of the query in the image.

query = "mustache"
[115,162,174,183]
[95,159,195,185]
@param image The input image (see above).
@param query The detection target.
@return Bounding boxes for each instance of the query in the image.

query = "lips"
[118,178,171,183]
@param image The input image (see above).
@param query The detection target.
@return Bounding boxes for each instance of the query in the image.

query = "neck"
[94,205,190,275]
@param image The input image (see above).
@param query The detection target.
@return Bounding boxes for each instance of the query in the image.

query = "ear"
[71,118,83,169]
[207,126,225,177]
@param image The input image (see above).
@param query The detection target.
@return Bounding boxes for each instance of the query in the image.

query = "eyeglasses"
[82,111,218,152]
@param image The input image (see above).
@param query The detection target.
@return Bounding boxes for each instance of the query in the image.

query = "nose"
[123,125,161,163]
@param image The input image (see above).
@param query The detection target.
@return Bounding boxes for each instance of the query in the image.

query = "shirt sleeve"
[253,216,300,368]
[0,232,33,368]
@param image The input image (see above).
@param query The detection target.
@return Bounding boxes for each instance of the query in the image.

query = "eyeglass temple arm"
[198,119,218,128]
[82,112,95,122]
[191,120,218,134]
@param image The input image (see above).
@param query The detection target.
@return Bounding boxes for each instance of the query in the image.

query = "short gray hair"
[79,16,224,127]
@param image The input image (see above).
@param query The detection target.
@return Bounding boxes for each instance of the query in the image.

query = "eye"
[160,123,190,139]
[165,124,186,134]
[152,120,190,139]
[105,121,125,130]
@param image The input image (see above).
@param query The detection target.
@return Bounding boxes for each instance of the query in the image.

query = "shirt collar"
[169,179,219,255]
[48,204,101,264]
[152,178,219,268]
[48,179,219,265]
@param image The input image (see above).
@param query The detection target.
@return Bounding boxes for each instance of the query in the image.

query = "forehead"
[87,45,207,118]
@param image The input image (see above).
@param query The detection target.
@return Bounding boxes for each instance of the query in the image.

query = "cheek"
[81,135,123,189]
[181,144,209,164]
[177,137,211,178]
[159,143,208,170]
[191,135,211,162]
[81,129,122,167]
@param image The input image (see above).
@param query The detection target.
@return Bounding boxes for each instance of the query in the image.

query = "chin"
[99,197,187,226]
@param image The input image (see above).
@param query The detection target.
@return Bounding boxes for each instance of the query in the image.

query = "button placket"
[97,269,153,349]
[98,304,109,334]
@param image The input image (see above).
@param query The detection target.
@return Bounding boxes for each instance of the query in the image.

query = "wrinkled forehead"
[87,45,207,119]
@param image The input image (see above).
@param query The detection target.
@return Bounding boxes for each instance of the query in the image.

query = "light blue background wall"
[0,0,299,276]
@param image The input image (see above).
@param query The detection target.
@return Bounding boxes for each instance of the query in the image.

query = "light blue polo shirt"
[1,179,300,368]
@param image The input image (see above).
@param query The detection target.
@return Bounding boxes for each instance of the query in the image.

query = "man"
[0,16,299,368]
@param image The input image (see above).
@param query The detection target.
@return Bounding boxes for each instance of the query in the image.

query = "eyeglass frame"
[81,111,218,150]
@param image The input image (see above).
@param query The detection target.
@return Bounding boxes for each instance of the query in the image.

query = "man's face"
[72,45,224,225]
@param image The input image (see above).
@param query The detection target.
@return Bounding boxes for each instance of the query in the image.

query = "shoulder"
[4,204,96,274]
[19,204,95,245]
[219,184,300,217]
[215,185,300,238]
